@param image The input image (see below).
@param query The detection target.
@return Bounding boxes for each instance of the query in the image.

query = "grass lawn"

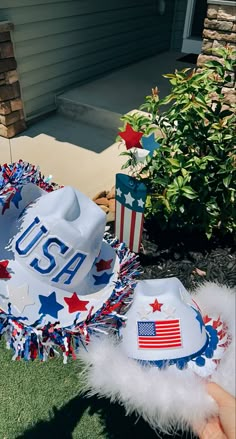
[0,340,169,439]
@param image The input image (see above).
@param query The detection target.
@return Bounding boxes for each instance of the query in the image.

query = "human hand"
[197,382,236,439]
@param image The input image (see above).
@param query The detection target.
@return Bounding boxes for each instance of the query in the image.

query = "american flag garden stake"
[115,174,147,253]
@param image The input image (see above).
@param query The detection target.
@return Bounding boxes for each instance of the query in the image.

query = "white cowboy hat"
[80,278,235,433]
[0,161,140,362]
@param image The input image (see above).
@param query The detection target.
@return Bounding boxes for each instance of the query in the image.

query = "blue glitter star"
[142,133,160,157]
[93,272,113,285]
[191,306,204,332]
[39,291,64,319]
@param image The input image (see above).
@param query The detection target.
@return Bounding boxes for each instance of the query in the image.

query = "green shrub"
[118,46,236,239]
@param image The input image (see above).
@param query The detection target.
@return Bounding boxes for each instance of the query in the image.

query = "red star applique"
[119,124,143,150]
[95,258,113,272]
[0,260,11,279]
[213,316,221,329]
[149,298,163,312]
[64,293,89,314]
[203,315,212,324]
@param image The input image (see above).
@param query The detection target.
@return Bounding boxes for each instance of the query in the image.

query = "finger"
[197,416,227,439]
[207,383,235,408]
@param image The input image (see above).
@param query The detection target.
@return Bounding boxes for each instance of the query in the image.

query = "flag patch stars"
[39,291,64,319]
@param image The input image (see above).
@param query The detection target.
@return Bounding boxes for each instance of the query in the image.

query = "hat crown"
[121,278,208,362]
[12,186,106,292]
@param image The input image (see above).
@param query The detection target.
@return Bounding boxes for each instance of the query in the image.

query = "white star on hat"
[124,192,135,206]
[7,284,35,314]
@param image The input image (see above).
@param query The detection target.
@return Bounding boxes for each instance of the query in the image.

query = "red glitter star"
[149,298,163,312]
[0,260,11,279]
[119,124,143,150]
[95,258,113,272]
[64,293,89,314]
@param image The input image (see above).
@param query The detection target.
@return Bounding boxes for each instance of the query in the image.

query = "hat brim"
[79,282,235,433]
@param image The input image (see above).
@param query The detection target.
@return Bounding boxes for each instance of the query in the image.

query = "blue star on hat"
[93,272,113,286]
[39,291,64,319]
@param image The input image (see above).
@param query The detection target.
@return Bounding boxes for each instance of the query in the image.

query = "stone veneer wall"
[0,21,26,138]
[197,1,236,106]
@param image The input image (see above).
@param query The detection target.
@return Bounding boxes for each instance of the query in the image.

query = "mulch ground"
[139,225,236,290]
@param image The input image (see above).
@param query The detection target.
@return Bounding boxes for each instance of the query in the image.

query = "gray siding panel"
[171,0,188,51]
[0,0,175,119]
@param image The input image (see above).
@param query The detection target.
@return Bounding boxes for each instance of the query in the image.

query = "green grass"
[0,340,163,439]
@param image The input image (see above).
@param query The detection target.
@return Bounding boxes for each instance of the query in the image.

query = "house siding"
[0,0,175,120]
[171,0,188,51]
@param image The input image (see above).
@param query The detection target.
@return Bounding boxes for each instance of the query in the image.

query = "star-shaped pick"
[124,191,135,206]
[95,259,113,272]
[0,260,11,279]
[142,133,160,157]
[64,293,89,314]
[191,306,204,333]
[119,124,143,150]
[7,284,35,313]
[149,298,163,312]
[39,291,64,319]
[93,272,113,286]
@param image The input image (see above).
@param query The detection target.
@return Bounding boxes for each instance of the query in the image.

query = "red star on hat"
[95,258,113,272]
[203,315,212,324]
[149,298,163,312]
[64,293,89,314]
[119,124,143,150]
[0,260,11,279]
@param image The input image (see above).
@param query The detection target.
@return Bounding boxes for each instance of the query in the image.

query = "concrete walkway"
[0,51,193,198]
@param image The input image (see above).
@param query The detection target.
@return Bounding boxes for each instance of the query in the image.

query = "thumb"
[207,382,236,439]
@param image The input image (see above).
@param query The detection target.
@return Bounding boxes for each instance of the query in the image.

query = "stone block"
[0,41,14,59]
[202,38,213,53]
[10,97,23,111]
[0,118,26,138]
[203,29,236,42]
[5,69,18,84]
[0,58,17,73]
[222,87,236,106]
[0,100,11,115]
[233,23,236,32]
[207,6,218,19]
[197,54,224,67]
[0,32,11,43]
[0,22,14,33]
[218,6,236,22]
[0,109,24,126]
[0,82,20,101]
[204,18,233,31]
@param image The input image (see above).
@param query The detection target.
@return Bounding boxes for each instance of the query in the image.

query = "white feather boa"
[80,283,235,433]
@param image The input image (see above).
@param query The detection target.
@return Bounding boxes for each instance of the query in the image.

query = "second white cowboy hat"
[80,277,235,433]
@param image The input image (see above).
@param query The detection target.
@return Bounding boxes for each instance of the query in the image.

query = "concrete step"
[57,94,122,135]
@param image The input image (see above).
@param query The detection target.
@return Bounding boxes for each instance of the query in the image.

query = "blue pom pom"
[205,347,214,358]
[176,359,187,370]
[195,356,205,366]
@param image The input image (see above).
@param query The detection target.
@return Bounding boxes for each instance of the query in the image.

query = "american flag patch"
[138,320,182,349]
